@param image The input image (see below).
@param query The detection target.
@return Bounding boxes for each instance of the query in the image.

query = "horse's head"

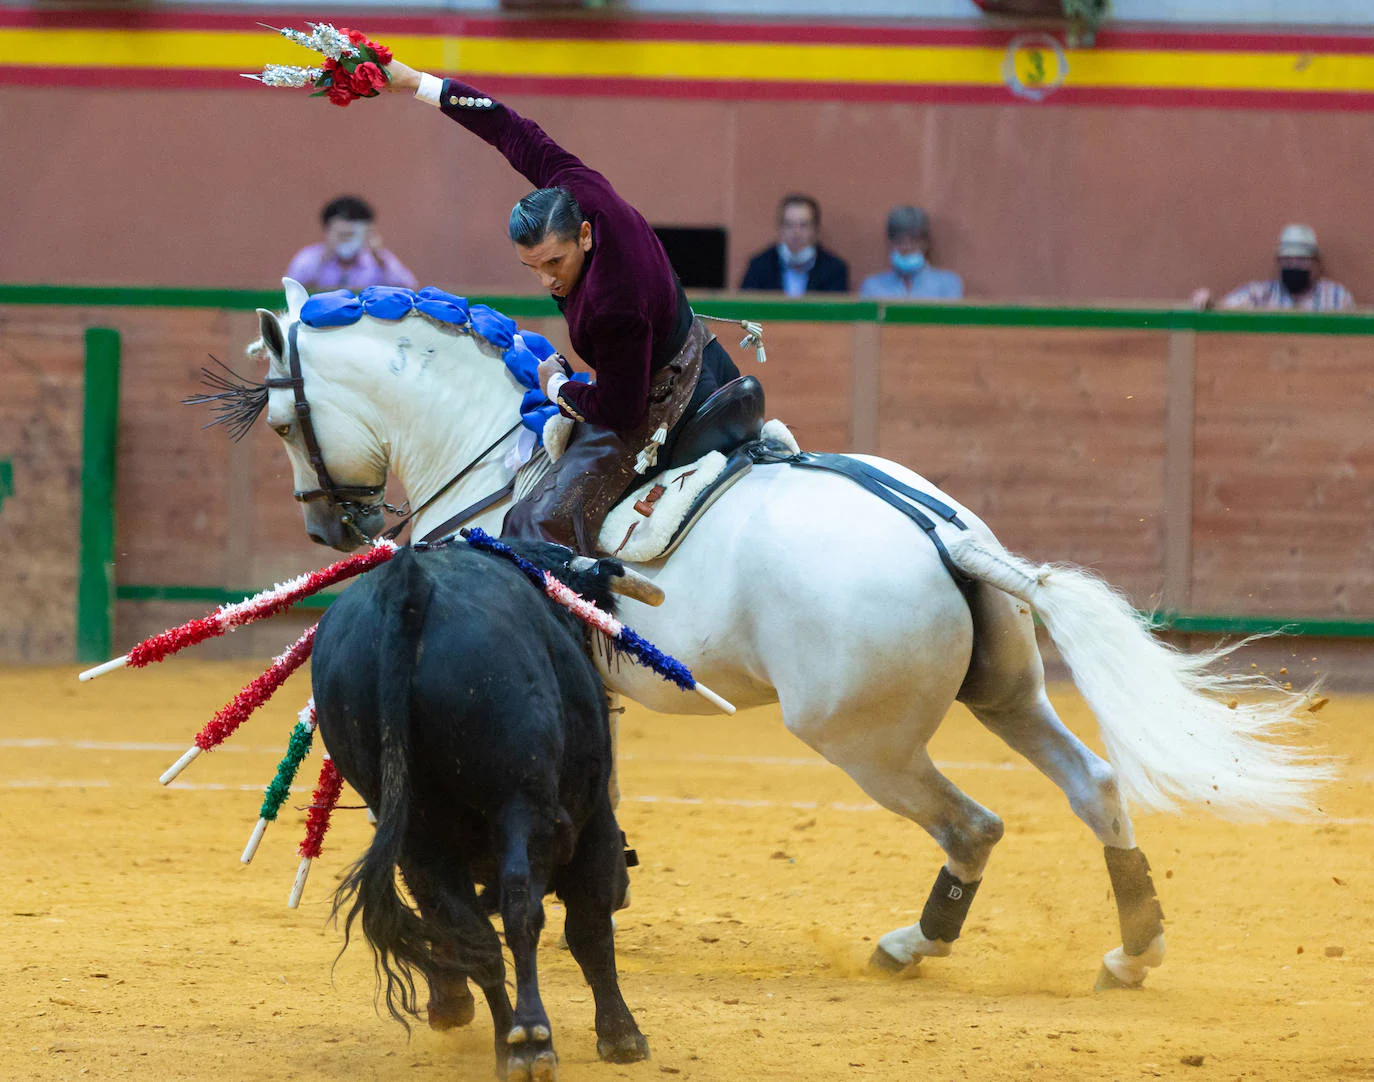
[258,281,390,551]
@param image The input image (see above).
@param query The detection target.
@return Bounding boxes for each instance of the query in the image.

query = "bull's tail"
[944,530,1335,820]
[332,548,499,1028]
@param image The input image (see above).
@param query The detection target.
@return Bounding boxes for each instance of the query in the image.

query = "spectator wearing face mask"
[859,205,963,301]
[1193,224,1355,312]
[285,195,417,293]
[740,193,849,296]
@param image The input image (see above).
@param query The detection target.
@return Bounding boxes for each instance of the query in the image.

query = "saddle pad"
[596,420,800,563]
[599,452,728,562]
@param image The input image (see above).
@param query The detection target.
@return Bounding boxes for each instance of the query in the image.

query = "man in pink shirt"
[285,195,417,293]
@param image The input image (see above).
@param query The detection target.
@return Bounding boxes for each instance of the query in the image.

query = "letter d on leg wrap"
[1104,846,1165,956]
[919,866,981,943]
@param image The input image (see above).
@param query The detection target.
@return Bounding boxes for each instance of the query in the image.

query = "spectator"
[1194,224,1354,312]
[740,194,848,295]
[285,195,417,293]
[859,205,963,300]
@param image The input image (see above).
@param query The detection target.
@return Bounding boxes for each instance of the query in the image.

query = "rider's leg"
[957,581,1165,986]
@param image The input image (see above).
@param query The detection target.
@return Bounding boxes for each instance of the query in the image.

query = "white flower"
[245,64,323,88]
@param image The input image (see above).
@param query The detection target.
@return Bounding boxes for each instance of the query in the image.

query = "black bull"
[314,542,650,1079]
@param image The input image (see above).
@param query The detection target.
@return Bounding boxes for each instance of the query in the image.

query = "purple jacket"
[439,79,681,433]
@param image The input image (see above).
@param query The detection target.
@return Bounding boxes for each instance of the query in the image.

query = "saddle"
[598,377,796,562]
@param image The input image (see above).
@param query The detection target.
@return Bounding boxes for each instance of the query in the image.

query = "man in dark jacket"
[740,194,849,295]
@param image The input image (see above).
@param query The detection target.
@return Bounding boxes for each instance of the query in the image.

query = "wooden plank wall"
[2,304,1372,663]
[0,308,86,662]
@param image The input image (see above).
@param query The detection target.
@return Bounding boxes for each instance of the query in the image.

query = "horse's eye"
[273,423,292,438]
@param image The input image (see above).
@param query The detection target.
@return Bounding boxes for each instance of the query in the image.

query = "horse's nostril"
[307,530,330,546]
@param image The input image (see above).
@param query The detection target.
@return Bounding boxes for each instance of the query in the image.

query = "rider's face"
[516,220,593,299]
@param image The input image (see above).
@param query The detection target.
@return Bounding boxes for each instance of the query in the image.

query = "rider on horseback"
[385,60,741,553]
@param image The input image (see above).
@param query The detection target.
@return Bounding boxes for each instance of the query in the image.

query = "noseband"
[266,320,521,546]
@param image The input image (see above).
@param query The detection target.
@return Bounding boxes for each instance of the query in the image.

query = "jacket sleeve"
[553,311,653,434]
[437,79,610,196]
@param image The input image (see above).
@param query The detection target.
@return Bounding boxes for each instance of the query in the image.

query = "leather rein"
[266,320,520,547]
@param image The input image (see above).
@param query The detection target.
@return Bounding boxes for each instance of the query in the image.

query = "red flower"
[326,79,356,107]
[349,61,386,95]
[343,27,368,44]
[370,41,393,66]
[322,56,341,73]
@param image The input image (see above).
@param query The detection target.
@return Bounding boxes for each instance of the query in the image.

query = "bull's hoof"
[427,989,476,1031]
[597,1031,650,1064]
[868,945,916,974]
[504,1025,558,1082]
[1093,963,1144,992]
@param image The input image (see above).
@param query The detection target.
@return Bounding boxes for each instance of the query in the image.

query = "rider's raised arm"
[413,72,608,197]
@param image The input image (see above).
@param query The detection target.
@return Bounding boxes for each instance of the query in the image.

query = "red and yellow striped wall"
[2,8,1374,109]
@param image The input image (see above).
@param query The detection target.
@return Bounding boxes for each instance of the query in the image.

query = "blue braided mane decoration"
[300,285,588,442]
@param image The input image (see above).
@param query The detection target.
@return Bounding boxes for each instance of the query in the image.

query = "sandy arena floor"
[1,660,1371,1081]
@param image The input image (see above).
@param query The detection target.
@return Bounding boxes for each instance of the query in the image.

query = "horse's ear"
[282,277,309,320]
[257,309,286,362]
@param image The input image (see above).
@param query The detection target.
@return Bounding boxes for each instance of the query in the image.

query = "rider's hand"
[538,356,570,399]
[385,59,422,93]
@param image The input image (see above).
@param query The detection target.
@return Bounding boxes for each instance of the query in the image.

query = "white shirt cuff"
[544,372,569,401]
[415,73,443,107]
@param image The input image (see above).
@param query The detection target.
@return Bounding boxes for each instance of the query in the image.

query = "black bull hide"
[313,542,650,1078]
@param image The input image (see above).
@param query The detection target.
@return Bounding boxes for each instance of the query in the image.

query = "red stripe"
[8,64,1372,113]
[0,8,1371,54]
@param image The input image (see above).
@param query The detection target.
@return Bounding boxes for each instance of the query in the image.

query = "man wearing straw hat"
[1195,224,1356,312]
[377,60,742,554]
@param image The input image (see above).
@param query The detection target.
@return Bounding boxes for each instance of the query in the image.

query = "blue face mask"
[891,249,926,276]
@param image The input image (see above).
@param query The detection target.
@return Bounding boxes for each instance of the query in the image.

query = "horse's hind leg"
[958,583,1166,988]
[837,751,1004,973]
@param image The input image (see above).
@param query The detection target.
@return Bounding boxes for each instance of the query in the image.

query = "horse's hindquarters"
[617,460,974,750]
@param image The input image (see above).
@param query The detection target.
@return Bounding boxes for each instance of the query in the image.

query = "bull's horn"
[569,557,666,607]
[610,566,665,606]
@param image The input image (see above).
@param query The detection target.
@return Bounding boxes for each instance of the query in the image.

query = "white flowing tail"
[945,532,1335,820]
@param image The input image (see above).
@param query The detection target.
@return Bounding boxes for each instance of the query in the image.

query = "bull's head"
[568,555,665,607]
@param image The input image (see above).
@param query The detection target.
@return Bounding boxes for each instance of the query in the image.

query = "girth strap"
[747,447,973,588]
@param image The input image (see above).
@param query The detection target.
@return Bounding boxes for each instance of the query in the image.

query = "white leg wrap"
[1102,933,1166,985]
[877,922,953,966]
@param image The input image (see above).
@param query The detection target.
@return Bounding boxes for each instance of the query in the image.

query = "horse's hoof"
[1094,963,1144,992]
[598,1031,650,1064]
[868,945,913,974]
[505,1049,557,1082]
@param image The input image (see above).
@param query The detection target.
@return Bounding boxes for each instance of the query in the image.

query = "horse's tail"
[332,548,501,1028]
[944,531,1335,820]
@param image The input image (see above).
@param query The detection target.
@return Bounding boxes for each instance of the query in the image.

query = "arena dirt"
[2,661,1371,1081]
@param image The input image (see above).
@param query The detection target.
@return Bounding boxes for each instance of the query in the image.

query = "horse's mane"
[186,291,511,442]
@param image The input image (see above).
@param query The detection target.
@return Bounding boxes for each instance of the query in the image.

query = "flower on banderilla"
[241,23,392,107]
[309,28,392,106]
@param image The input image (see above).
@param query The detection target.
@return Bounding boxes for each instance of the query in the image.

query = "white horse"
[251,278,1329,988]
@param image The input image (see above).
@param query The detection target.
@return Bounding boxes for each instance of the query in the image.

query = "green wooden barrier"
[76,328,121,662]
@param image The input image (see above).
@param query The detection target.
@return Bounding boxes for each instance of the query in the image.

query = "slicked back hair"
[509,187,584,247]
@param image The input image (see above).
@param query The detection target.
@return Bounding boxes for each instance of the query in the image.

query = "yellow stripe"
[5,27,1374,95]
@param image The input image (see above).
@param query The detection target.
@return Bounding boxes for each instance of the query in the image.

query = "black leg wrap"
[918,866,981,943]
[1104,846,1165,956]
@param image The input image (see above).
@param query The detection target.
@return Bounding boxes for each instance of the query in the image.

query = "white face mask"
[333,224,369,260]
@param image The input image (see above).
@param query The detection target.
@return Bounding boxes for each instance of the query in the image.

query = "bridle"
[268,320,520,547]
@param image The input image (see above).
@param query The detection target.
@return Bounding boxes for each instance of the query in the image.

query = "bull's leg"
[499,804,557,1082]
[398,861,475,1030]
[557,798,649,1065]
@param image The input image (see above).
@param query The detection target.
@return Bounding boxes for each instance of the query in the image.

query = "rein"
[269,319,520,547]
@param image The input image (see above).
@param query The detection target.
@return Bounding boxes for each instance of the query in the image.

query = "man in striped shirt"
[1204,224,1355,312]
